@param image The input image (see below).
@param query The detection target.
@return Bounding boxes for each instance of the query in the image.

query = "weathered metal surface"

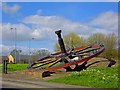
[28,30,105,76]
[28,44,105,71]
[46,46,105,71]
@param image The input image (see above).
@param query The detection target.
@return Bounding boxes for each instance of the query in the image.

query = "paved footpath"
[2,78,88,88]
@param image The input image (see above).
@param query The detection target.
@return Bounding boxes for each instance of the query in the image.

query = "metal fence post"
[3,60,8,74]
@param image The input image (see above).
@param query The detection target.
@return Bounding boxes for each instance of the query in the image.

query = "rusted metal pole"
[55,30,66,54]
[55,30,72,71]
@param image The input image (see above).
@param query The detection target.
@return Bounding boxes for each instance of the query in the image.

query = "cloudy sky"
[1,2,118,56]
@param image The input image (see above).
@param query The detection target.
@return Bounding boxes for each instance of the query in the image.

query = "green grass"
[0,64,28,72]
[5,64,28,72]
[48,66,119,88]
[0,64,2,73]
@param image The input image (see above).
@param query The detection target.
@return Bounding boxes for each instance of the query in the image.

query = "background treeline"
[9,49,51,64]
[54,33,118,60]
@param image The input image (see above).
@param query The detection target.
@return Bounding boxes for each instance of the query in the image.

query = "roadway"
[2,78,88,89]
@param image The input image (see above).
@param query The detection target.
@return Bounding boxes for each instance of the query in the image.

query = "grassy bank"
[48,66,119,88]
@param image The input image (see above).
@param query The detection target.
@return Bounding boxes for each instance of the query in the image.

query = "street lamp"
[29,38,34,64]
[11,27,17,63]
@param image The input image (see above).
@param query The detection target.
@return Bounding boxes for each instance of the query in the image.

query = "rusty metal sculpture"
[28,30,105,75]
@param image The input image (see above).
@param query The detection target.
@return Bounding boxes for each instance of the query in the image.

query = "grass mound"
[48,66,119,88]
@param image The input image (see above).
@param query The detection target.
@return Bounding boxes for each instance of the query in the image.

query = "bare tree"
[87,33,105,45]
[31,49,51,62]
[54,33,86,51]
[103,33,117,59]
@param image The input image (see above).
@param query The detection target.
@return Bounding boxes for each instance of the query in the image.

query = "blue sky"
[1,2,118,55]
[2,2,118,22]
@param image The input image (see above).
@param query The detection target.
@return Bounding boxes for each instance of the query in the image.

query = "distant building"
[11,53,29,63]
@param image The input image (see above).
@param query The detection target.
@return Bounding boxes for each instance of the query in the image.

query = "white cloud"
[22,11,118,40]
[1,11,118,56]
[0,24,2,41]
[0,44,51,56]
[36,9,42,15]
[1,11,118,44]
[91,11,118,35]
[2,11,117,42]
[1,23,55,41]
[22,14,92,38]
[0,44,30,56]
[2,3,21,14]
[0,44,14,56]
[1,23,32,41]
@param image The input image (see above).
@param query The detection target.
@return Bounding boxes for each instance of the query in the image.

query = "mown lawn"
[0,64,2,73]
[7,64,28,71]
[48,66,119,88]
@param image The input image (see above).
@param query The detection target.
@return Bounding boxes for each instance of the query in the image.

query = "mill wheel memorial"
[28,30,105,77]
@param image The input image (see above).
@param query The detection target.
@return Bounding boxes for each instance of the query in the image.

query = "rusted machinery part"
[31,59,57,69]
[51,46,89,56]
[45,46,105,71]
[37,58,56,63]
[48,58,62,67]
[37,55,53,62]
[28,44,105,70]
[28,45,90,69]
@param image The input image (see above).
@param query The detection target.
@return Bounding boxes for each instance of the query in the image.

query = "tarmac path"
[2,78,88,89]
